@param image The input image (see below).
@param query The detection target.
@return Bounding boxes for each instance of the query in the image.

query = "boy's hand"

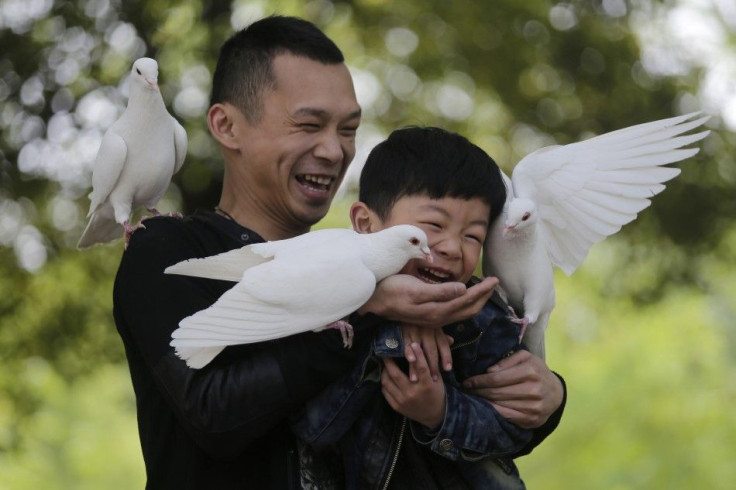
[401,325,453,382]
[462,350,563,429]
[381,342,446,429]
[360,275,498,327]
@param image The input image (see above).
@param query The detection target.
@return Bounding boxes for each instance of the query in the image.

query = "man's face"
[376,195,491,285]
[233,53,361,234]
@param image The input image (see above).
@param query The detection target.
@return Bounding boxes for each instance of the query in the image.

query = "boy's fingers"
[439,334,453,372]
[410,342,432,381]
[424,339,440,381]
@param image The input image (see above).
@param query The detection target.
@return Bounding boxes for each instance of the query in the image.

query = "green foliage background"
[1,0,734,488]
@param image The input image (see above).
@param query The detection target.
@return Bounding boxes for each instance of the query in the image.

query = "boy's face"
[358,194,490,285]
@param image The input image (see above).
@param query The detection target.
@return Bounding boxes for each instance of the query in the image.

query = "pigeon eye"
[410,237,420,246]
[522,212,530,221]
[136,68,141,75]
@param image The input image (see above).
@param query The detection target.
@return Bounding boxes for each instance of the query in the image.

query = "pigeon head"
[386,224,433,263]
[131,57,159,91]
[504,198,537,235]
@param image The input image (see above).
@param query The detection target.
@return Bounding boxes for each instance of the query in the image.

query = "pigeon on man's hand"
[77,57,188,249]
[483,112,710,359]
[165,225,433,369]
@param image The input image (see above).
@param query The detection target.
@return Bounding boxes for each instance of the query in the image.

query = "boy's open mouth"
[417,267,453,284]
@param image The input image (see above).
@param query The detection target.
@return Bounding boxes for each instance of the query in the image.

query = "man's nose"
[313,131,344,164]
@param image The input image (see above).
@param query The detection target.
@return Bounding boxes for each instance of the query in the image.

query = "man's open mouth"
[417,267,453,284]
[296,174,334,192]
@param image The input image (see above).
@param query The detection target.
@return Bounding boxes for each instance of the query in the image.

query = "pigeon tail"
[173,345,224,369]
[77,207,123,249]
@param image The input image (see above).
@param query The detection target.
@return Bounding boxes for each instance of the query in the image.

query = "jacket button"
[439,439,454,451]
[240,233,250,242]
[385,338,399,349]
[456,324,464,332]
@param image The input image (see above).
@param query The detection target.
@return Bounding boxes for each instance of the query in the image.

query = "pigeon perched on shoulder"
[165,224,433,369]
[77,57,188,249]
[483,112,710,359]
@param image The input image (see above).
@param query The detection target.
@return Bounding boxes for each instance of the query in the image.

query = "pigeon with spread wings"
[483,112,710,358]
[165,224,432,368]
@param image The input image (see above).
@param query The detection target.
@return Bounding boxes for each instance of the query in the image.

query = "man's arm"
[462,350,565,429]
[115,220,366,460]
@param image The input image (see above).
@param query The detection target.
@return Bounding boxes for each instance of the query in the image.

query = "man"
[113,16,563,489]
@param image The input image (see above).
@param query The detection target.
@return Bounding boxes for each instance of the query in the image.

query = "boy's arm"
[384,342,534,461]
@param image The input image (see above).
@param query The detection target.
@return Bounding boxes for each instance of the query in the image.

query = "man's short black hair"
[359,127,506,223]
[210,15,345,122]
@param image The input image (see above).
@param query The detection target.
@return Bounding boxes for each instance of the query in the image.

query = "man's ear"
[350,202,381,233]
[207,103,241,151]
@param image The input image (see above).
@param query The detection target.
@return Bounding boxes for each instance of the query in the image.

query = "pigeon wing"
[170,248,376,347]
[165,245,272,282]
[511,112,710,275]
[172,119,188,174]
[87,131,128,216]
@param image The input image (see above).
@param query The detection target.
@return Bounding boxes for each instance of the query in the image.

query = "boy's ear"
[350,202,379,233]
[207,103,241,151]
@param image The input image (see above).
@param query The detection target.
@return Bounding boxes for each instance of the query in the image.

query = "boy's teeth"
[422,268,449,278]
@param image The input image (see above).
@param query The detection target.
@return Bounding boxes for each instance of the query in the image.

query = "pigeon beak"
[503,224,515,236]
[146,79,159,90]
[422,247,433,263]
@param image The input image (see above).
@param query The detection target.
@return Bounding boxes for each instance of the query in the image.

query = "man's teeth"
[303,175,333,186]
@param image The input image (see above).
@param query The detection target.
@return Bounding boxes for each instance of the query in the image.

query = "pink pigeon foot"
[507,306,530,343]
[143,208,183,221]
[325,320,354,348]
[123,220,147,249]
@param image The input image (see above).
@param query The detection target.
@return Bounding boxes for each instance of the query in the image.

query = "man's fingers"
[411,281,466,303]
[487,349,530,373]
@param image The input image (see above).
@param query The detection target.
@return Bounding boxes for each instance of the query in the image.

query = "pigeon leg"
[123,220,147,249]
[507,305,530,343]
[144,207,183,219]
[324,320,354,348]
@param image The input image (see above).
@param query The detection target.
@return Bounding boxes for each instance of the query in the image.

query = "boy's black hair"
[210,15,344,123]
[359,127,506,222]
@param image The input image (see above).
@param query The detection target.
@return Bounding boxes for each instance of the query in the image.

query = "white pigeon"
[483,112,710,359]
[164,224,433,368]
[77,57,188,249]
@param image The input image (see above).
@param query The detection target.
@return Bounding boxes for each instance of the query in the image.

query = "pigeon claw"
[325,320,354,349]
[507,305,530,343]
[123,220,147,249]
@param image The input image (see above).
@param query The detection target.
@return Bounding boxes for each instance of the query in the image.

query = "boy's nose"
[434,237,462,260]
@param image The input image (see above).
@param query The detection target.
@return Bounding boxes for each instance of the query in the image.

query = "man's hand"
[382,342,446,429]
[360,275,498,328]
[462,350,563,429]
[401,325,454,382]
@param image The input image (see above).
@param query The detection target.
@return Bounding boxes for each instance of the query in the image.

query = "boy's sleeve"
[409,383,534,462]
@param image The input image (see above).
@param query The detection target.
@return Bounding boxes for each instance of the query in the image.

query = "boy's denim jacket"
[292,289,559,489]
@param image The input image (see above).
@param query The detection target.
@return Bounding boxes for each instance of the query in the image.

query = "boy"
[293,127,564,489]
